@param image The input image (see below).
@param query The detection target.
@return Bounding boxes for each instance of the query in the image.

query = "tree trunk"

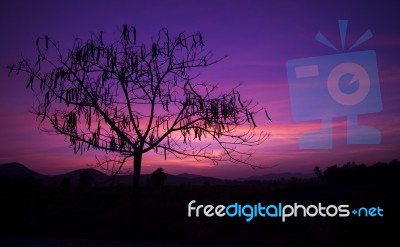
[132,151,142,231]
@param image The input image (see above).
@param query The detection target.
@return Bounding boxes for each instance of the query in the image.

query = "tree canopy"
[8,25,270,178]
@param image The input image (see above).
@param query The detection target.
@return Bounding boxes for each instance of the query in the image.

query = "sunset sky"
[1,0,399,179]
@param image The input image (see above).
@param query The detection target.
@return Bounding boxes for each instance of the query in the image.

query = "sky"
[0,0,399,179]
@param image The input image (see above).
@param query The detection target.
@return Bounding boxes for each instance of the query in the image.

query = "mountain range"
[0,162,313,187]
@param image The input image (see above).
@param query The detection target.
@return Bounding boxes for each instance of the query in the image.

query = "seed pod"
[8,64,15,77]
[133,27,137,45]
[45,36,49,51]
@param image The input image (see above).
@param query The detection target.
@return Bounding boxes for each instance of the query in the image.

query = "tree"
[313,166,322,179]
[150,168,167,187]
[79,169,93,188]
[8,25,270,226]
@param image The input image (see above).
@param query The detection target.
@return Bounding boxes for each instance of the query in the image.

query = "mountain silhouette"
[242,172,314,181]
[177,173,205,179]
[48,168,111,187]
[0,162,313,187]
[0,162,44,178]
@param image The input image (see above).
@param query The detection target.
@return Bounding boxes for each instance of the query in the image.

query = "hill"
[0,162,315,187]
[46,168,112,187]
[0,162,44,179]
[242,172,314,181]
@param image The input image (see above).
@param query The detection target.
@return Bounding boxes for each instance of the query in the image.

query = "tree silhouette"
[322,160,400,184]
[79,169,93,188]
[314,166,323,179]
[8,25,270,227]
[150,168,167,187]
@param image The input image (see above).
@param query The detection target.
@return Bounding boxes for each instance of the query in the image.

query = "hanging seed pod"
[133,26,137,45]
[8,64,15,77]
[45,36,49,51]
[36,37,41,53]
[151,43,157,59]
[249,112,256,127]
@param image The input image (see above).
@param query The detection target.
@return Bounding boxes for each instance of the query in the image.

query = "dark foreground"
[0,235,232,247]
[0,179,398,247]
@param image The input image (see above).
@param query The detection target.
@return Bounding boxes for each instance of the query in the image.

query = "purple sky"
[1,0,399,178]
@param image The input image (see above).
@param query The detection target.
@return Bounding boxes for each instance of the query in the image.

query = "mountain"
[0,162,45,186]
[0,162,44,179]
[177,173,204,179]
[177,173,226,185]
[47,168,112,187]
[0,163,112,187]
[241,172,314,181]
[0,162,314,188]
[113,173,224,186]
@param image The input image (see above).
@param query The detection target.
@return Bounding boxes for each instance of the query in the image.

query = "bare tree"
[8,25,271,226]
